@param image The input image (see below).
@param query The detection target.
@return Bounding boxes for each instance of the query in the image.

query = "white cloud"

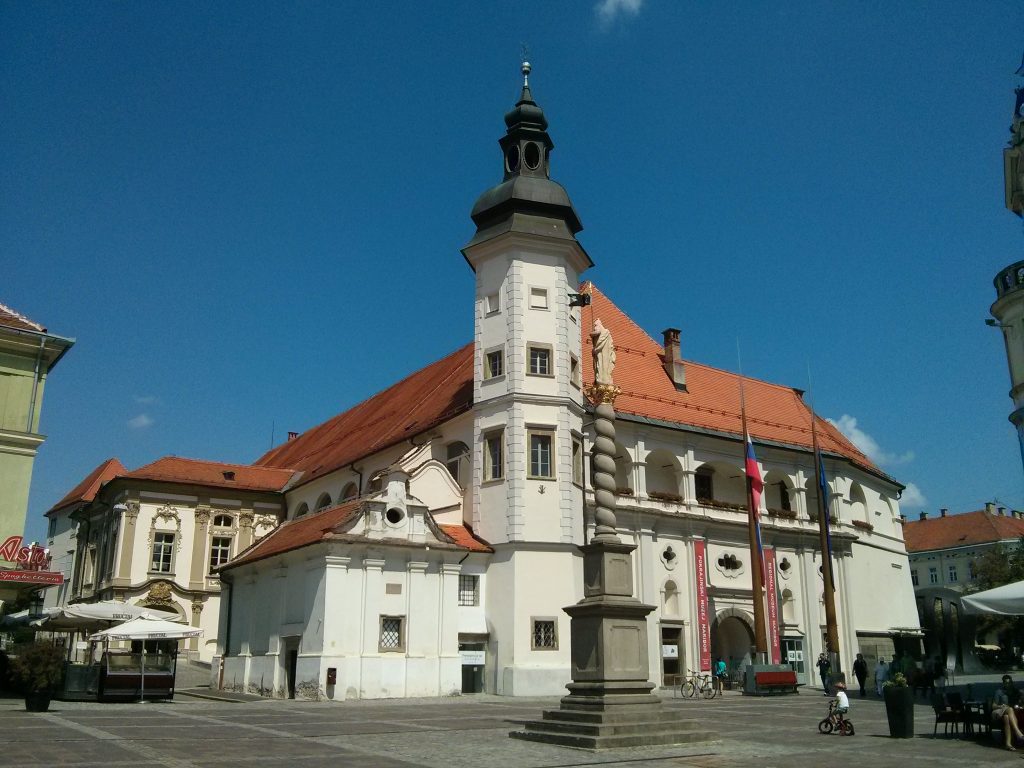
[596,0,644,26]
[900,482,927,509]
[127,414,154,430]
[827,414,914,467]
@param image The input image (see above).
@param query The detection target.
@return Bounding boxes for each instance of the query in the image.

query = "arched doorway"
[711,609,754,681]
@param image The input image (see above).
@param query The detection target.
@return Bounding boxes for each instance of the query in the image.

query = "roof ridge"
[137,456,294,473]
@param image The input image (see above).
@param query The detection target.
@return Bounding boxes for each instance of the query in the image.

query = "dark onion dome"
[467,61,586,248]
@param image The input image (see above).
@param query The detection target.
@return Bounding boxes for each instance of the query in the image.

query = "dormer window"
[222,471,235,481]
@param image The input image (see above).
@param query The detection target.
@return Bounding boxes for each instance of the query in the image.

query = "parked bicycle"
[674,668,718,699]
[818,698,855,735]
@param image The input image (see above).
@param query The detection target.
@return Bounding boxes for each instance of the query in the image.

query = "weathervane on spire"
[520,43,531,87]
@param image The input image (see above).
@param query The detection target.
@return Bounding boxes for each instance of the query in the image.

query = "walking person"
[714,656,727,694]
[874,657,888,696]
[816,652,832,695]
[852,653,868,698]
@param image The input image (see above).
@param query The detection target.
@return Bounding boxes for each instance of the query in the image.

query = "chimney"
[940,508,948,517]
[986,502,996,514]
[999,506,1006,516]
[661,328,687,391]
[287,431,298,441]
[919,511,927,521]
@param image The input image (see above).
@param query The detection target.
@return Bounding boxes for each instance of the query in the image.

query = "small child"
[834,681,850,731]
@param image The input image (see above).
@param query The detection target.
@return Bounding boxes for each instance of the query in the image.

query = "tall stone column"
[513,322,711,749]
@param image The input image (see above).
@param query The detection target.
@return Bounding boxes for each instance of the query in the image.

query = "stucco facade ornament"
[191,597,205,615]
[148,504,183,550]
[194,507,211,525]
[239,511,255,529]
[255,513,277,529]
[124,501,140,522]
[145,581,174,605]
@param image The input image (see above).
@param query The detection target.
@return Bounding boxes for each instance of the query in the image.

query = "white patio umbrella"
[89,618,202,702]
[960,580,1024,616]
[31,601,180,631]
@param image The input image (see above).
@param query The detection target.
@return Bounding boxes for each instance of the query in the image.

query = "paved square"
[2,691,1021,767]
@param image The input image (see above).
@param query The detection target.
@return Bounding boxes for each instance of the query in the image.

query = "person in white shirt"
[874,657,888,697]
[833,681,851,732]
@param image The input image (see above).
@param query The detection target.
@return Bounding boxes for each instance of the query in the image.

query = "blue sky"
[4,1,1024,543]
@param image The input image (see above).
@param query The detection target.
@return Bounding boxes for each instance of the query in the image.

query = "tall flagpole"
[737,346,768,660]
[807,367,841,674]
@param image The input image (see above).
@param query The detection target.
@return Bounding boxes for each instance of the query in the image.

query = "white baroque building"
[44,67,921,698]
[210,69,920,700]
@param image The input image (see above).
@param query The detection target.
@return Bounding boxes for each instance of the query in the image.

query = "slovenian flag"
[746,433,766,580]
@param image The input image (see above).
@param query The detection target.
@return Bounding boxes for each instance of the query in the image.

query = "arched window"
[212,514,233,528]
[663,579,680,617]
[613,443,632,495]
[644,449,682,500]
[294,503,309,519]
[446,441,469,485]
[367,474,383,493]
[695,466,714,502]
[763,471,794,513]
[341,482,358,501]
[314,493,332,512]
[848,482,867,523]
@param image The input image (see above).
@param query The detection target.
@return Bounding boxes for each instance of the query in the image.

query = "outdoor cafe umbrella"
[30,601,180,631]
[960,580,1024,616]
[90,617,203,701]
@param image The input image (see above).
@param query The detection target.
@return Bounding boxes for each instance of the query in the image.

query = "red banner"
[694,539,711,672]
[764,548,781,665]
[0,569,63,585]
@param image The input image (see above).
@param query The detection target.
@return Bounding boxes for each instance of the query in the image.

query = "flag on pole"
[817,447,835,592]
[745,432,766,580]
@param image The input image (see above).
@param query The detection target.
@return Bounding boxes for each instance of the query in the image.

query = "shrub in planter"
[883,672,914,738]
[11,641,64,712]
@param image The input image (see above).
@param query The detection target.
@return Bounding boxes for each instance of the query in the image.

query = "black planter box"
[24,690,53,712]
[884,687,915,738]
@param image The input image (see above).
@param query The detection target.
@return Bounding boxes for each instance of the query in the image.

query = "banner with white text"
[695,539,711,672]
[764,547,781,665]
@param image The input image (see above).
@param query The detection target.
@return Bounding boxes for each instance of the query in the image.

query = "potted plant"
[883,672,914,738]
[11,641,64,712]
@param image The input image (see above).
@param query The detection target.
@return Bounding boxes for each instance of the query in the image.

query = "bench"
[753,670,799,695]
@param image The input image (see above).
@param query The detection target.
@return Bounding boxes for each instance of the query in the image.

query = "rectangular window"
[532,618,558,650]
[485,293,500,314]
[485,349,504,379]
[570,354,581,388]
[379,615,405,652]
[459,575,479,606]
[151,532,175,573]
[47,517,57,539]
[572,436,584,486]
[928,566,938,584]
[528,345,552,376]
[529,287,548,309]
[529,430,554,479]
[209,536,232,572]
[484,430,504,481]
[948,565,958,583]
[911,569,919,586]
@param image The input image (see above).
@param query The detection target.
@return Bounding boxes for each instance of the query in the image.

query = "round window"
[385,507,405,525]
[506,145,521,173]
[524,142,541,170]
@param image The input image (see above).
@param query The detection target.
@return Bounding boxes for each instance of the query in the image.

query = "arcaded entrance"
[711,612,754,678]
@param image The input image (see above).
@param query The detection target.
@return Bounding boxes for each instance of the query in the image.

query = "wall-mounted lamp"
[986,319,1011,328]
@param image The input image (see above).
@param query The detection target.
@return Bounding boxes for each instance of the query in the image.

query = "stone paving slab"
[4,691,1024,768]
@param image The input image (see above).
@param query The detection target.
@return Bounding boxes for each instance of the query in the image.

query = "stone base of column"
[511,541,717,750]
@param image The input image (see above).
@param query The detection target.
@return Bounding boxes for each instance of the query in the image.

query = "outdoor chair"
[931,694,960,736]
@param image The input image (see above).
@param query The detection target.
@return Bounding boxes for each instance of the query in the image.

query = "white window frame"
[928,566,938,584]
[484,429,505,482]
[527,343,553,377]
[527,428,555,480]
[570,354,581,388]
[209,536,233,573]
[948,564,958,583]
[572,435,584,486]
[484,346,505,380]
[458,574,479,606]
[150,532,175,574]
[485,292,500,315]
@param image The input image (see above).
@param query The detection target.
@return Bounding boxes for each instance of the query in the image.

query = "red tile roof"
[437,524,493,553]
[122,456,295,492]
[225,501,492,569]
[903,510,1024,552]
[580,283,879,474]
[251,283,883,487]
[226,499,365,568]
[47,458,126,515]
[255,343,474,485]
[0,302,45,333]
